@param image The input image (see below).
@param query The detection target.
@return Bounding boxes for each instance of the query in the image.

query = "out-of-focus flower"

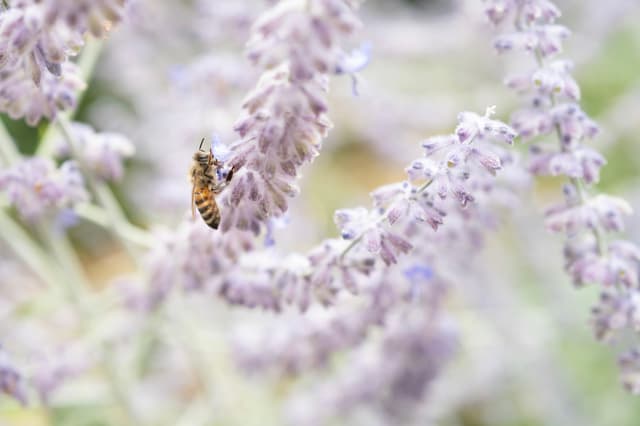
[55,122,135,181]
[545,194,633,234]
[30,345,93,404]
[285,304,456,425]
[484,0,640,392]
[0,62,85,125]
[0,345,27,405]
[0,157,88,222]
[619,348,640,395]
[0,0,127,124]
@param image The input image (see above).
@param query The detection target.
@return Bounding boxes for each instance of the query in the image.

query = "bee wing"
[191,183,197,219]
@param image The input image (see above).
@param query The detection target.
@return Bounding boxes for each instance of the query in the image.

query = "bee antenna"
[198,138,206,151]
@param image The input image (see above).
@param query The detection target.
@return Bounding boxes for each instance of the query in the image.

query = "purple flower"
[485,0,640,393]
[592,290,640,341]
[217,0,362,233]
[0,157,88,222]
[529,145,606,183]
[0,0,127,124]
[30,345,93,404]
[55,122,135,182]
[545,195,632,234]
[619,348,640,394]
[0,346,27,405]
[0,62,86,125]
[285,307,456,425]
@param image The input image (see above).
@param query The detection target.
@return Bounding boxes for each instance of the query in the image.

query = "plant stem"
[102,341,138,426]
[0,211,66,289]
[56,116,145,263]
[75,202,154,248]
[37,39,104,157]
[0,118,21,166]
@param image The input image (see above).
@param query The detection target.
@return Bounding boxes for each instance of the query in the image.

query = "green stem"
[56,116,145,262]
[0,118,21,166]
[181,313,217,407]
[102,342,138,426]
[0,211,67,289]
[36,229,137,425]
[37,39,104,157]
[36,223,89,309]
[75,202,154,248]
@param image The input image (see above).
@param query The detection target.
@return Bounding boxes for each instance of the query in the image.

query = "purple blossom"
[619,348,640,394]
[0,346,26,405]
[55,122,135,182]
[235,276,398,376]
[218,0,362,233]
[29,345,93,404]
[0,157,88,222]
[335,107,516,266]
[545,194,632,234]
[140,106,518,319]
[592,290,640,340]
[0,0,127,124]
[286,307,456,425]
[485,0,640,393]
[529,145,606,183]
[0,62,85,125]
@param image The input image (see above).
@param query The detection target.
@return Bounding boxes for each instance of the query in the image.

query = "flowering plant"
[0,0,639,425]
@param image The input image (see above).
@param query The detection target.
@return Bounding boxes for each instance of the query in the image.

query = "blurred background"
[2,0,640,425]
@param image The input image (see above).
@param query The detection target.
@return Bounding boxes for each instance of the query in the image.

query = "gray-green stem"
[55,116,148,262]
[37,39,104,157]
[0,118,20,165]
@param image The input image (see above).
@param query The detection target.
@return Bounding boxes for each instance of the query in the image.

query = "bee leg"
[226,164,237,183]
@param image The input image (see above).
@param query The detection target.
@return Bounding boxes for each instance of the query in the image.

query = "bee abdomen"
[195,193,220,229]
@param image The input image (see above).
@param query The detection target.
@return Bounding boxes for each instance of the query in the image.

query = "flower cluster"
[0,0,127,124]
[141,107,517,316]
[133,106,520,425]
[0,345,26,405]
[334,106,516,265]
[484,0,640,392]
[234,273,400,375]
[221,108,522,423]
[55,122,135,182]
[0,157,87,222]
[218,0,362,233]
[286,311,456,426]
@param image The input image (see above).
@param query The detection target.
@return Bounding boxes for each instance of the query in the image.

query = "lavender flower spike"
[484,0,640,393]
[218,0,362,233]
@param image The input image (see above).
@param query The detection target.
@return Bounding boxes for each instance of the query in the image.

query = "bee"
[190,138,235,229]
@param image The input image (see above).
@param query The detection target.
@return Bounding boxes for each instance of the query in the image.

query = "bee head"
[194,138,212,165]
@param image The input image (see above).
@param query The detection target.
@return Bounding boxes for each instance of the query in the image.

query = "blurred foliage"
[579,28,640,117]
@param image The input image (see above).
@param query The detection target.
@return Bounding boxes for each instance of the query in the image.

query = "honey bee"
[190,138,235,229]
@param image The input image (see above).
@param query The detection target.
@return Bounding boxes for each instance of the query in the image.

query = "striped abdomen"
[194,185,221,229]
